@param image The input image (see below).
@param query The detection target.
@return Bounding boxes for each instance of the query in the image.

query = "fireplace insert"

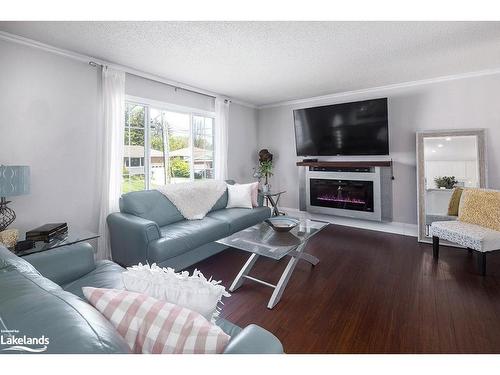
[310,178,374,212]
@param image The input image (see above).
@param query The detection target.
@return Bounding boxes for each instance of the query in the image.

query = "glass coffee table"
[217,218,328,309]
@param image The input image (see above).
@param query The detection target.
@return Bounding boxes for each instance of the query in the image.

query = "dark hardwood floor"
[187,224,500,353]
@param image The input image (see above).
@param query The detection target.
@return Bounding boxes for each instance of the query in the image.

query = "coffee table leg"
[267,242,319,309]
[299,252,319,266]
[229,253,260,292]
[267,254,300,309]
[229,242,319,309]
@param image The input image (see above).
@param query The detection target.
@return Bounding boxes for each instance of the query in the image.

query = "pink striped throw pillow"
[82,287,230,354]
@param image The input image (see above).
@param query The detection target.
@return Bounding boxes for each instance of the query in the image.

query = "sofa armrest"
[223,324,284,354]
[23,242,96,286]
[107,212,161,267]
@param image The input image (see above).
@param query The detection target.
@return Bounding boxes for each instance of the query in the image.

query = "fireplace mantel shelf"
[296,160,392,168]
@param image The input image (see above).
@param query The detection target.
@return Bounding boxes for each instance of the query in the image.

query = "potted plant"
[434,176,458,189]
[258,149,273,193]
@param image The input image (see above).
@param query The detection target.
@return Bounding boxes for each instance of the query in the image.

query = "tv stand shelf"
[296,160,392,168]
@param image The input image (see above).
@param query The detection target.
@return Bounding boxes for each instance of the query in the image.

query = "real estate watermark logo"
[0,329,49,353]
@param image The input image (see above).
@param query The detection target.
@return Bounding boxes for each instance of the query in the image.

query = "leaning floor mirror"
[416,129,487,243]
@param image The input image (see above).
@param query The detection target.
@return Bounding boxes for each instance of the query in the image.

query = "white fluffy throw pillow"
[226,183,253,209]
[122,264,230,323]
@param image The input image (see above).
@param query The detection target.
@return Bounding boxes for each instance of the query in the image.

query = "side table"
[260,190,286,216]
[14,228,99,257]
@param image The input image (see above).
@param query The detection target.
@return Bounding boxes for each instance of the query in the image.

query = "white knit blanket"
[157,180,227,220]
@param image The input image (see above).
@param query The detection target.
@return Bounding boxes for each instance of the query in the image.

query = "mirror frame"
[416,129,487,243]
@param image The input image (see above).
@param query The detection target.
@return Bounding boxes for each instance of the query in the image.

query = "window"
[122,98,215,193]
[193,116,214,180]
[123,103,146,193]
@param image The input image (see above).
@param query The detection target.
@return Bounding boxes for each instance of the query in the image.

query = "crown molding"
[4,29,498,111]
[230,99,258,109]
[0,30,259,109]
[0,30,94,64]
[258,67,500,109]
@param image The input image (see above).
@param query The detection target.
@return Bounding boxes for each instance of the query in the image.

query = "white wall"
[0,38,259,237]
[0,39,102,235]
[227,103,259,183]
[257,74,500,225]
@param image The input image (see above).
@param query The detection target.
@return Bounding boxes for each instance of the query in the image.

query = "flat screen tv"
[293,98,389,156]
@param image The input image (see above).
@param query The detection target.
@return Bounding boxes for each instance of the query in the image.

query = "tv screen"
[293,98,389,156]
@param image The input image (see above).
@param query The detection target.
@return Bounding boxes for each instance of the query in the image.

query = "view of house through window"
[123,100,215,193]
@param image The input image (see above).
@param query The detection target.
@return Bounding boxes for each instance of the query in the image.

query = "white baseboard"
[280,207,418,238]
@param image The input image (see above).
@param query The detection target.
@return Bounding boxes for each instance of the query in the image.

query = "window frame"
[124,95,216,191]
[123,102,148,192]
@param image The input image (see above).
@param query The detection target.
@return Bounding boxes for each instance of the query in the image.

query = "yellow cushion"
[447,187,463,216]
[458,188,500,232]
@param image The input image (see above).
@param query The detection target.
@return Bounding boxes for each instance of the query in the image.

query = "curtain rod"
[88,61,228,102]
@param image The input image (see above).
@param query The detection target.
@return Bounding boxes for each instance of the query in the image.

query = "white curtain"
[214,97,230,181]
[97,67,125,260]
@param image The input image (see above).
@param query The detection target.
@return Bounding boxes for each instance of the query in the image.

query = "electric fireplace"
[309,178,374,212]
[301,163,392,222]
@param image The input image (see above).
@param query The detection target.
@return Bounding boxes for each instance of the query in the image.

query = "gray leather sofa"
[0,243,283,354]
[108,185,271,269]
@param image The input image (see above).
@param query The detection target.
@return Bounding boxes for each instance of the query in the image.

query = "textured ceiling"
[1,21,500,106]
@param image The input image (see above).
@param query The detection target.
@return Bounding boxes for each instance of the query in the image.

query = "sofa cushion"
[0,246,130,354]
[83,287,230,354]
[211,189,229,211]
[458,188,500,231]
[226,183,254,209]
[151,217,231,262]
[120,190,184,227]
[62,260,125,299]
[122,264,230,323]
[210,180,235,212]
[430,220,500,252]
[447,187,463,216]
[207,207,272,234]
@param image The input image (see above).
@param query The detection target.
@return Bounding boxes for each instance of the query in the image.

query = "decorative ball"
[0,229,19,249]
